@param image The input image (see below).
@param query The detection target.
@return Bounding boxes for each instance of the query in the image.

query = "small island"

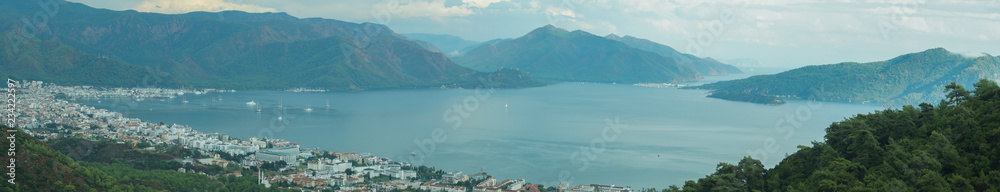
[707,91,786,105]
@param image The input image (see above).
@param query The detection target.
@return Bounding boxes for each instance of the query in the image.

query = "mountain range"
[689,48,1000,106]
[452,25,741,83]
[0,1,541,90]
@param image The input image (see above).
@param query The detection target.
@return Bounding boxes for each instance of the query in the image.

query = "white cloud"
[958,52,987,58]
[545,6,579,18]
[462,0,508,9]
[133,0,277,14]
[377,0,476,19]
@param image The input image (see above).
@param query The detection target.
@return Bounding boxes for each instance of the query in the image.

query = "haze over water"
[79,68,880,188]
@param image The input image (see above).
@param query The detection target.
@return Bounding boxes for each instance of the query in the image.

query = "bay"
[78,68,880,188]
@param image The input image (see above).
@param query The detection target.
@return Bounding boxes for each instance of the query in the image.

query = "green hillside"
[0,125,274,192]
[689,48,1000,107]
[659,79,1000,191]
[0,35,183,88]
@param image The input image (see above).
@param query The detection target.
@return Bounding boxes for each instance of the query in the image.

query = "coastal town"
[4,80,633,192]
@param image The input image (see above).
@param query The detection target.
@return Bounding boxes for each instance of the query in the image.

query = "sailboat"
[277,100,283,108]
[246,100,257,105]
[325,100,331,109]
[304,106,313,112]
[256,105,262,113]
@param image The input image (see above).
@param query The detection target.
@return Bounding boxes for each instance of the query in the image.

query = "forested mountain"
[604,34,742,76]
[452,25,701,83]
[0,34,183,88]
[689,48,1000,106]
[0,1,542,90]
[659,80,1000,191]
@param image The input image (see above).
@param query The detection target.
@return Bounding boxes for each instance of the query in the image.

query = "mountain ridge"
[453,25,702,83]
[0,1,543,90]
[689,47,1000,106]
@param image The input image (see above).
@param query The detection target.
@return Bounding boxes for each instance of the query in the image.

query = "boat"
[246,101,257,105]
[304,107,313,112]
[277,116,283,121]
[325,100,331,109]
[277,100,283,108]
[256,106,261,113]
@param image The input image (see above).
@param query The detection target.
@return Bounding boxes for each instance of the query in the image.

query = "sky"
[69,0,1000,68]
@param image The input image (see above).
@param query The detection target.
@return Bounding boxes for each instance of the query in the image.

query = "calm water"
[79,68,881,188]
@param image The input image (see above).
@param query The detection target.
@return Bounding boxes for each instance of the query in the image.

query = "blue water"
[79,68,880,188]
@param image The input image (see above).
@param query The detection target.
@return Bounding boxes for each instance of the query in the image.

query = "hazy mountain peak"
[527,25,570,37]
[605,33,622,40]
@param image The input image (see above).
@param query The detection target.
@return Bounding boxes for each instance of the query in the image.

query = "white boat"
[304,107,313,112]
[277,100,283,108]
[246,101,257,105]
[256,106,261,113]
[325,100,331,109]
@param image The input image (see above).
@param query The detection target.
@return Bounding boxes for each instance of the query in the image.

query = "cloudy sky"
[70,0,1000,67]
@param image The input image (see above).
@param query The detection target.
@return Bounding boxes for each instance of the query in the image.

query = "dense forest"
[0,126,274,192]
[655,79,1000,191]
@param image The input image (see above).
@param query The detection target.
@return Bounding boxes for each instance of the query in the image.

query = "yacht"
[246,101,257,105]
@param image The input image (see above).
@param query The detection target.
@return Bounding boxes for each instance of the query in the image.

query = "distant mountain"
[0,1,542,90]
[689,48,1000,106]
[453,25,701,83]
[402,33,481,56]
[456,38,511,55]
[605,34,742,76]
[409,39,444,53]
[720,58,763,67]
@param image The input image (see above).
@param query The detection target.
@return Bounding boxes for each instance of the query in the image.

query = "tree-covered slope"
[0,124,275,192]
[662,80,1000,191]
[689,48,1000,107]
[0,35,183,88]
[0,125,118,192]
[452,25,701,83]
[605,34,742,76]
